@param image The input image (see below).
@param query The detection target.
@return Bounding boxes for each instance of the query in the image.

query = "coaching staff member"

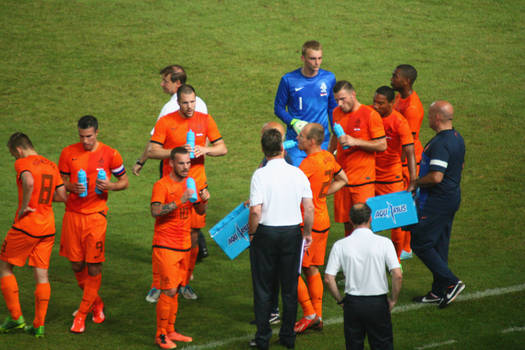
[325,203,402,350]
[249,128,314,349]
[411,100,466,308]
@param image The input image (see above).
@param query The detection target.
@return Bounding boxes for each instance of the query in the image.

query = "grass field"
[1,0,524,349]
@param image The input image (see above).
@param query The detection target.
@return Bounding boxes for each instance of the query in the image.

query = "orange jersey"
[12,155,63,237]
[376,110,414,183]
[59,142,125,214]
[151,176,201,251]
[150,110,222,188]
[333,105,385,186]
[300,150,342,231]
[393,90,424,162]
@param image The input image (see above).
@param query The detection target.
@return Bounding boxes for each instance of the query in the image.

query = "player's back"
[14,155,62,236]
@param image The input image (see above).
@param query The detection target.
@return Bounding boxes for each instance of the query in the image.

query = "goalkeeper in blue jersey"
[274,40,337,166]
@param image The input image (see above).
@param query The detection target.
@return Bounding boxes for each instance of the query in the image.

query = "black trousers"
[343,294,393,350]
[250,224,302,349]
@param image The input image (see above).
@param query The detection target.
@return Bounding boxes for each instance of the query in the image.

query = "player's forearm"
[108,174,129,191]
[356,137,387,152]
[53,185,67,202]
[326,171,348,196]
[194,200,207,215]
[20,173,34,213]
[151,202,176,217]
[302,199,314,236]
[416,171,444,187]
[390,268,403,305]
[138,140,151,164]
[403,145,417,187]
[324,274,343,304]
[206,141,228,157]
[147,143,171,160]
[248,205,262,234]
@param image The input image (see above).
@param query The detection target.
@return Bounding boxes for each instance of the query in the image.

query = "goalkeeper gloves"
[290,118,308,134]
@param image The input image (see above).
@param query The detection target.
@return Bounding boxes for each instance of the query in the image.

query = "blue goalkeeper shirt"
[274,68,337,166]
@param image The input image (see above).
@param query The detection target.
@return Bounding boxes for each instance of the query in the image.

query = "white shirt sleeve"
[325,241,342,276]
[249,171,263,207]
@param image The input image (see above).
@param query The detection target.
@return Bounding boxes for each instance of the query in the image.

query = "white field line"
[501,326,525,334]
[181,283,525,350]
[415,339,457,349]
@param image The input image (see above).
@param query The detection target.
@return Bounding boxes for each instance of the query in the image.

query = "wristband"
[337,299,345,305]
[136,159,145,166]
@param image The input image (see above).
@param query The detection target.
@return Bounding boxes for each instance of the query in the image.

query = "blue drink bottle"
[187,129,195,159]
[78,169,88,197]
[333,123,349,150]
[95,169,107,195]
[186,177,198,203]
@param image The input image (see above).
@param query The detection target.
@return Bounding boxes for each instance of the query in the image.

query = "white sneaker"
[180,285,198,300]
[145,287,161,303]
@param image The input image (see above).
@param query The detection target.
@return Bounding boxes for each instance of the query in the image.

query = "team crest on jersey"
[320,82,327,96]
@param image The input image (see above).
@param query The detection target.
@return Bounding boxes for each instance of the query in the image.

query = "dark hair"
[305,123,324,145]
[160,65,187,84]
[375,85,395,102]
[177,84,196,101]
[396,64,418,85]
[7,132,33,152]
[170,146,189,160]
[78,115,98,130]
[333,80,354,94]
[350,203,371,226]
[261,128,283,158]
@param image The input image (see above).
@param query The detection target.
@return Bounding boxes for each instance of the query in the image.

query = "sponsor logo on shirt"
[295,87,304,92]
[373,201,407,225]
[320,82,327,96]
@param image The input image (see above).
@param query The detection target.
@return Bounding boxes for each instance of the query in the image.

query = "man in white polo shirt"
[249,128,314,350]
[324,203,402,350]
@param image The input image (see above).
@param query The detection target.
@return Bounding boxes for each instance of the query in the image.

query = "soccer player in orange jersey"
[1,132,66,337]
[294,123,348,333]
[391,64,424,259]
[330,81,387,236]
[372,86,417,258]
[58,115,129,333]
[151,147,209,349]
[149,84,227,300]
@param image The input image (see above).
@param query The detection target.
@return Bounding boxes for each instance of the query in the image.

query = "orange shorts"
[0,228,54,269]
[334,183,375,223]
[375,181,404,196]
[191,206,206,229]
[59,210,107,263]
[302,229,329,267]
[152,248,189,291]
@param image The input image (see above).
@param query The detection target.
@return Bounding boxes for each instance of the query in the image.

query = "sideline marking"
[181,283,525,350]
[502,326,525,334]
[415,339,457,349]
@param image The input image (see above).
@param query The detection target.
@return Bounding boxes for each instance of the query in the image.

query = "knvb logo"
[374,201,407,224]
[228,222,249,246]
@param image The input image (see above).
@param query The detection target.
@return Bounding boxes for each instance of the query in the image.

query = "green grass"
[1,0,524,349]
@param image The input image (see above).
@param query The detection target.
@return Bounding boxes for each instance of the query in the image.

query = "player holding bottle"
[274,40,337,166]
[151,147,209,349]
[59,115,129,333]
[294,123,348,333]
[0,133,66,337]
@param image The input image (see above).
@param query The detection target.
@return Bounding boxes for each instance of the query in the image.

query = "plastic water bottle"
[77,169,88,197]
[186,177,198,203]
[283,140,297,150]
[187,129,195,159]
[95,169,107,195]
[333,123,349,150]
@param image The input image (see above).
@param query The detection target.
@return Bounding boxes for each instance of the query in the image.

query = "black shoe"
[412,292,442,304]
[278,339,294,349]
[439,281,465,308]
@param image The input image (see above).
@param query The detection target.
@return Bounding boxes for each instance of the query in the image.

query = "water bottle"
[77,169,88,197]
[283,140,297,150]
[333,123,349,150]
[187,129,195,159]
[186,177,198,203]
[95,169,107,195]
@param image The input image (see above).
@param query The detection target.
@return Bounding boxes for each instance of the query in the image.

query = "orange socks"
[78,274,101,317]
[1,275,22,320]
[185,246,199,285]
[166,293,179,333]
[307,273,323,319]
[74,266,88,290]
[156,293,172,336]
[390,227,404,258]
[403,230,412,253]
[297,276,315,317]
[33,282,50,328]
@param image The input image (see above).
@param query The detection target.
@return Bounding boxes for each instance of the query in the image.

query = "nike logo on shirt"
[295,87,304,92]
